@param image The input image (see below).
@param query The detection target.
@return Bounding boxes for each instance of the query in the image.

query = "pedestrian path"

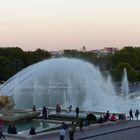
[4,120,140,140]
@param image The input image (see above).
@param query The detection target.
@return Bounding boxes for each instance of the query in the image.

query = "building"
[50,50,64,58]
[88,47,119,57]
[103,47,119,54]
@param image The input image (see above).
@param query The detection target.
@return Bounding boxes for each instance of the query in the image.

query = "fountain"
[0,58,139,114]
[0,58,118,112]
[121,68,129,97]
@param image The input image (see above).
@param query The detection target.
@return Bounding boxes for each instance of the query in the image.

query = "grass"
[37,113,97,133]
[48,115,78,122]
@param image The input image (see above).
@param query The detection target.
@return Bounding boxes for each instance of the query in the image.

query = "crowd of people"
[97,111,126,124]
[0,104,139,140]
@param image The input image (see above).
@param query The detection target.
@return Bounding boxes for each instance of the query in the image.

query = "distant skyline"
[0,0,140,51]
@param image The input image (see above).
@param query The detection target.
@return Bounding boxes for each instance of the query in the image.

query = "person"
[58,104,61,114]
[8,124,12,134]
[70,121,76,133]
[59,127,65,140]
[76,106,79,119]
[79,119,84,133]
[98,116,104,124]
[118,114,126,120]
[105,111,110,121]
[118,114,123,120]
[42,106,47,119]
[69,128,74,140]
[68,105,72,112]
[56,104,61,114]
[129,109,133,120]
[11,125,17,134]
[122,114,126,120]
[29,126,36,135]
[110,114,117,121]
[135,109,139,120]
[46,107,49,118]
[32,105,36,111]
[61,122,68,130]
[0,120,4,139]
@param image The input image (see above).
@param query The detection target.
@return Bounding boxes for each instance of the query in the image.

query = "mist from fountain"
[0,58,138,113]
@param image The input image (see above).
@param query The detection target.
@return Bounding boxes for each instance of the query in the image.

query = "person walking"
[69,121,76,140]
[59,127,65,140]
[135,109,139,120]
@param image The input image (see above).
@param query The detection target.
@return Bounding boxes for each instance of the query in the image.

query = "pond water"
[3,120,59,134]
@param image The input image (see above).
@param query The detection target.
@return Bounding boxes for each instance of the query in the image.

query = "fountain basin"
[0,110,41,122]
[3,119,59,134]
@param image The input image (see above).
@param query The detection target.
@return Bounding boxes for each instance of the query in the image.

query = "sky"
[0,0,140,51]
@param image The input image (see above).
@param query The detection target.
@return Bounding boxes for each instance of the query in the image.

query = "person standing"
[135,109,139,120]
[59,127,65,140]
[129,109,133,120]
[76,106,79,119]
[46,107,49,118]
[56,104,61,114]
[42,107,47,119]
[32,105,36,111]
[105,110,110,121]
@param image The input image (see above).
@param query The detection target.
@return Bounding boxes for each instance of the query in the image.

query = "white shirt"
[59,128,65,136]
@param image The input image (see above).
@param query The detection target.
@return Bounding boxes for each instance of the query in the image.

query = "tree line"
[63,47,140,82]
[0,46,140,83]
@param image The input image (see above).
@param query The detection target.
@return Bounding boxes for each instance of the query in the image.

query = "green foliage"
[111,47,140,70]
[86,113,96,121]
[110,47,140,81]
[0,46,140,82]
[63,49,97,64]
[0,56,9,81]
[111,63,138,81]
[8,59,24,75]
[0,47,51,82]
[25,48,51,65]
[63,47,140,81]
[97,55,113,70]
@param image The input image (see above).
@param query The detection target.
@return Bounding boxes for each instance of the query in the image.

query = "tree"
[25,48,51,65]
[0,56,9,82]
[8,59,24,76]
[63,49,97,65]
[111,47,140,71]
[0,47,51,81]
[111,63,138,82]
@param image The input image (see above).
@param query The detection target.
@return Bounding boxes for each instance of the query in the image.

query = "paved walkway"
[47,120,140,140]
[4,120,140,140]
